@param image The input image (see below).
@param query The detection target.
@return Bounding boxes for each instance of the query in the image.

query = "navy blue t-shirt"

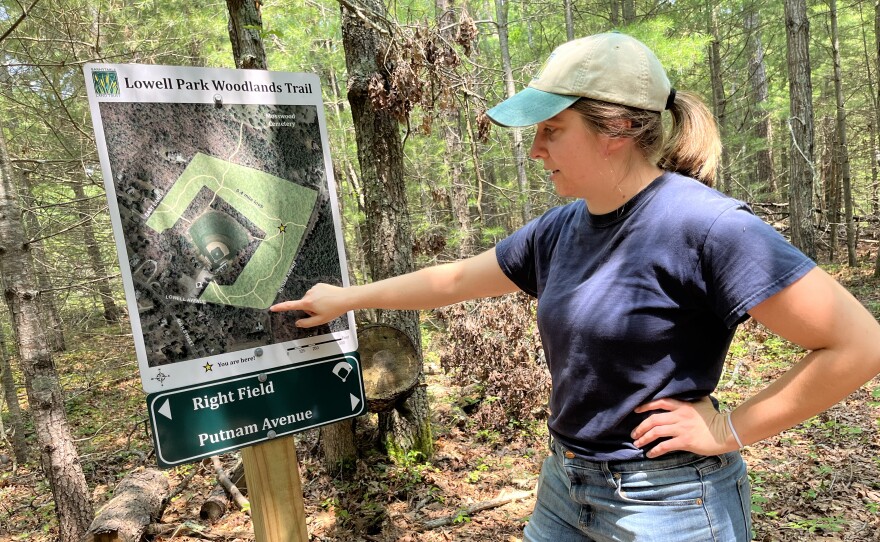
[495,172,815,461]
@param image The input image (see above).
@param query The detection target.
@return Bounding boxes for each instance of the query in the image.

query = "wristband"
[726,413,744,449]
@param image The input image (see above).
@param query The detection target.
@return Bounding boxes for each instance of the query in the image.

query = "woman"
[271,33,880,541]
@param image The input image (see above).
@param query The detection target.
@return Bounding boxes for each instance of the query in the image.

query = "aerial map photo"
[98,101,349,368]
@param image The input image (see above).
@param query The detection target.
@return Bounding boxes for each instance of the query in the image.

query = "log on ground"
[86,468,170,542]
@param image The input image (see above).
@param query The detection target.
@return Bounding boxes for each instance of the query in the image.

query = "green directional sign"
[147,353,365,467]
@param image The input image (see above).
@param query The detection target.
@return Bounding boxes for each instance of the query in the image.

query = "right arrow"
[350,393,360,411]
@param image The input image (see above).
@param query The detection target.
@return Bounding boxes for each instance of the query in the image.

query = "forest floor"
[1,264,880,541]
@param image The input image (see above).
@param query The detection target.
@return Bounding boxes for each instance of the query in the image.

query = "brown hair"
[569,91,721,186]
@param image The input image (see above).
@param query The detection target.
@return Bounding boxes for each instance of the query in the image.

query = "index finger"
[269,300,304,312]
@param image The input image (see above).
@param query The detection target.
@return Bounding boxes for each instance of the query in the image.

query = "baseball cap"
[486,32,672,127]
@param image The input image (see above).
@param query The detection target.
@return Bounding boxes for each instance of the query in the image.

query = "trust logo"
[92,69,120,97]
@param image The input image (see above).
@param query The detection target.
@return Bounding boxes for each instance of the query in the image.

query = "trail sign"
[83,63,356,394]
[147,353,365,468]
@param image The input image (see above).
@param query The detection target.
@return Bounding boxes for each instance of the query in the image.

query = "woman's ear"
[603,122,633,155]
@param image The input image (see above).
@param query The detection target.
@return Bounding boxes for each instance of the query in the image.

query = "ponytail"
[658,91,721,187]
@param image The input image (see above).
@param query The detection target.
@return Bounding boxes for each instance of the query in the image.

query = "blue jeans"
[523,441,751,541]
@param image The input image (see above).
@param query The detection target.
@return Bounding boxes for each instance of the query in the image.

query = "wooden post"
[241,437,308,541]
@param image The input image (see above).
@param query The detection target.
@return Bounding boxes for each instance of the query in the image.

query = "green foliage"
[785,516,846,534]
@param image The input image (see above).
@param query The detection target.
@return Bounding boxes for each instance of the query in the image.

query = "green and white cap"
[487,32,673,127]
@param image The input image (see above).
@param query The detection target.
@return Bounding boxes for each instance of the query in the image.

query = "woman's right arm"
[269,247,519,328]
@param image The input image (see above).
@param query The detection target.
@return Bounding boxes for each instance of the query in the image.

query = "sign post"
[243,438,309,541]
[83,62,365,539]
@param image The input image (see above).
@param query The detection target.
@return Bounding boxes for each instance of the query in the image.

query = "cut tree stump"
[85,468,170,542]
[359,324,421,412]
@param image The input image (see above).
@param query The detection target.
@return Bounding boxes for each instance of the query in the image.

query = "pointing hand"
[269,283,350,328]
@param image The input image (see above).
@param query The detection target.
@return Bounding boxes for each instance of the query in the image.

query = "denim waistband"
[550,438,737,473]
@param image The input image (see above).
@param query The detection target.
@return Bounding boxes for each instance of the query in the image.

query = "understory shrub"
[434,292,550,433]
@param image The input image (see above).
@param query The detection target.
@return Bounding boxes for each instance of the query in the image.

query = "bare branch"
[336,0,393,36]
[0,0,42,45]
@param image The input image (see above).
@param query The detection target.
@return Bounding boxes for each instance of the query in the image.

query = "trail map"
[85,65,356,393]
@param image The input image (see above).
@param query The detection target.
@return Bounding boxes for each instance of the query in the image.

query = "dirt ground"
[2,267,880,541]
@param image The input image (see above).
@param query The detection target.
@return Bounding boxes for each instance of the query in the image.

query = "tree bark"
[784,0,817,260]
[225,0,267,70]
[564,0,574,41]
[829,0,857,266]
[744,9,775,194]
[70,182,121,323]
[0,122,93,541]
[495,0,530,226]
[340,0,432,459]
[437,0,474,257]
[0,329,27,463]
[85,469,169,542]
[822,116,840,262]
[622,0,636,24]
[875,0,880,277]
[18,170,65,350]
[708,5,730,195]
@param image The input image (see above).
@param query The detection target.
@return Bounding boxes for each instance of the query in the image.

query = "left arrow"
[158,398,172,420]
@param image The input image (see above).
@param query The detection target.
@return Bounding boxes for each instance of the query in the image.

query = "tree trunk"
[0,124,93,540]
[871,120,879,218]
[823,117,840,262]
[464,99,487,226]
[0,329,28,464]
[744,9,775,194]
[564,0,575,41]
[326,39,371,295]
[875,0,880,277]
[784,0,817,260]
[708,5,730,195]
[225,0,267,70]
[18,171,65,350]
[85,469,169,542]
[622,0,636,24]
[829,0,857,266]
[70,182,121,324]
[437,0,474,258]
[321,66,361,471]
[340,0,432,460]
[495,0,531,226]
[230,0,361,470]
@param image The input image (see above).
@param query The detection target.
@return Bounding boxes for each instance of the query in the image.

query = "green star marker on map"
[278,223,287,233]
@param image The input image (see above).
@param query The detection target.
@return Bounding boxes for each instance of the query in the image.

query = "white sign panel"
[84,63,356,393]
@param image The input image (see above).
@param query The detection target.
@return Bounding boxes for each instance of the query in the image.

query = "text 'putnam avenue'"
[197,410,314,447]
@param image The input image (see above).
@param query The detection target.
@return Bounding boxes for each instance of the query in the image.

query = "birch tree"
[0,122,93,541]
